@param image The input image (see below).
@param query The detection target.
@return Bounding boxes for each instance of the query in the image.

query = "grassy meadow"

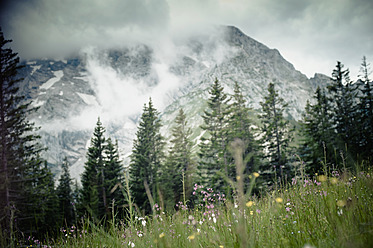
[24,166,373,248]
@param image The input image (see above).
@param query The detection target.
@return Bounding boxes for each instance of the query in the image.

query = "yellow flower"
[317,175,327,182]
[219,246,224,248]
[236,176,241,181]
[246,201,254,207]
[188,234,195,240]
[159,233,165,238]
[253,172,260,178]
[275,197,283,203]
[337,200,346,207]
[250,211,254,215]
[330,178,338,185]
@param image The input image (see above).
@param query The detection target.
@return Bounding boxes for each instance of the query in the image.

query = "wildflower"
[236,176,241,181]
[330,178,338,185]
[246,201,254,207]
[250,211,254,215]
[188,234,195,240]
[253,172,260,178]
[286,207,290,212]
[213,217,217,223]
[219,246,224,248]
[337,200,346,207]
[317,175,327,182]
[292,178,297,185]
[128,241,135,247]
[142,220,146,226]
[256,209,261,214]
[275,197,283,203]
[159,233,165,238]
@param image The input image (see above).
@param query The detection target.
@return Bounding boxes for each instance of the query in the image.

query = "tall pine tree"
[0,29,56,243]
[198,79,230,192]
[103,138,124,218]
[300,87,336,173]
[357,56,373,162]
[226,82,259,179]
[80,117,105,219]
[129,98,164,213]
[327,61,359,166]
[259,83,293,183]
[56,157,75,227]
[161,108,195,210]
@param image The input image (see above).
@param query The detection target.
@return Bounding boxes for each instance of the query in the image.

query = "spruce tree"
[300,87,336,173]
[198,79,230,192]
[0,29,56,242]
[56,157,74,227]
[129,98,164,213]
[103,138,124,218]
[226,82,259,178]
[357,56,373,162]
[80,117,105,219]
[259,83,293,183]
[327,61,359,166]
[161,108,195,210]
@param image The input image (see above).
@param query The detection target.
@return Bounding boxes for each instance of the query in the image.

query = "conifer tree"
[129,98,164,213]
[327,61,359,165]
[259,83,293,182]
[103,138,124,218]
[56,157,75,227]
[357,56,373,161]
[198,79,230,192]
[80,117,105,219]
[300,87,336,173]
[226,82,259,179]
[0,29,56,242]
[161,108,195,209]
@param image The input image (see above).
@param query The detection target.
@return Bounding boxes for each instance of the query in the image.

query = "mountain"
[17,26,326,182]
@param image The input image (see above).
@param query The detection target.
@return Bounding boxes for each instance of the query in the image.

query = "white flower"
[213,217,216,223]
[128,241,135,247]
[141,220,146,226]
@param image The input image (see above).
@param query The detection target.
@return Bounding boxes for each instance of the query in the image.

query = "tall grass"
[36,166,373,248]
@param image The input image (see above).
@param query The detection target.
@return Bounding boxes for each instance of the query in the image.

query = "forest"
[1,29,372,247]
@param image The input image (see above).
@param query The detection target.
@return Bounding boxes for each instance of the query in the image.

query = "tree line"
[1,29,372,245]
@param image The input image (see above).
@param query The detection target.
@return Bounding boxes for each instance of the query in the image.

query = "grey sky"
[1,0,372,79]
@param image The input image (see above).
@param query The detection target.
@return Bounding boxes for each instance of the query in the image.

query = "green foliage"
[300,87,336,173]
[357,56,373,162]
[259,83,294,183]
[227,83,261,184]
[161,108,195,210]
[103,138,125,218]
[80,117,106,219]
[48,167,373,248]
[80,118,124,221]
[129,98,165,214]
[56,157,75,227]
[0,29,58,244]
[327,62,360,165]
[198,79,230,192]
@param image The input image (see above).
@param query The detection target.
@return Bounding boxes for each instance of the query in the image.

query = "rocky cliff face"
[17,26,327,181]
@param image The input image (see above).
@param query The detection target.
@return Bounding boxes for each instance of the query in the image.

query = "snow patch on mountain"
[76,92,98,106]
[40,70,64,90]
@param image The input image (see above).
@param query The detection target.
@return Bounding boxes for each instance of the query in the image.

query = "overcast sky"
[1,0,372,79]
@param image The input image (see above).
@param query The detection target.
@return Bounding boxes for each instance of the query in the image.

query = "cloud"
[1,0,170,59]
[1,0,372,78]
